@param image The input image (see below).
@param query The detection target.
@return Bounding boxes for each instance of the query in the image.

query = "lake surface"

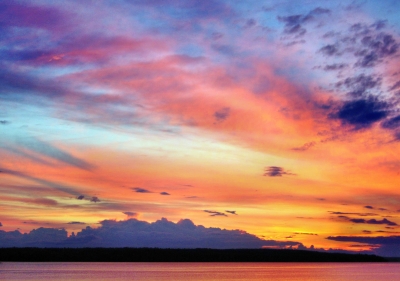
[1,262,399,281]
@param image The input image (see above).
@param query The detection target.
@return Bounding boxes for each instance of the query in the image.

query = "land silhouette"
[0,248,388,262]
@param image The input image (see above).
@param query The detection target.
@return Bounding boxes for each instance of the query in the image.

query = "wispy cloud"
[132,188,152,193]
[204,210,227,217]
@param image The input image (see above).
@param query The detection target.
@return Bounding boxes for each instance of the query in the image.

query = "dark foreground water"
[1,262,399,281]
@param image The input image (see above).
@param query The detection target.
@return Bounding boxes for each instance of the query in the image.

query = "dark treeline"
[0,248,388,262]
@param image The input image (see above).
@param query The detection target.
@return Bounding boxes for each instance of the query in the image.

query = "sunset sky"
[1,0,400,256]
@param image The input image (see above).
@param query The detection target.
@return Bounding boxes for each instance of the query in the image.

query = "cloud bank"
[0,218,302,249]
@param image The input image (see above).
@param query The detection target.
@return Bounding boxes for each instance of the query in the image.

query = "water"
[0,262,399,281]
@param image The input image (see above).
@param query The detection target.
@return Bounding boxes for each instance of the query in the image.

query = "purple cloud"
[264,166,295,177]
[0,218,303,249]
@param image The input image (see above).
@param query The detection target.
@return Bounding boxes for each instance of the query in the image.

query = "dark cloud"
[323,63,347,71]
[292,141,315,151]
[0,222,2,227]
[277,7,330,37]
[310,7,331,15]
[123,212,138,218]
[90,196,100,203]
[0,227,68,247]
[204,210,227,217]
[77,195,84,200]
[329,211,377,216]
[160,192,170,195]
[319,44,339,56]
[355,51,379,68]
[225,210,237,215]
[390,81,400,91]
[214,107,230,122]
[132,187,152,193]
[315,21,399,137]
[264,166,295,177]
[326,235,400,256]
[356,33,398,67]
[67,222,85,225]
[338,74,381,98]
[0,218,303,249]
[363,230,371,233]
[364,205,374,209]
[332,97,388,130]
[277,7,328,37]
[348,218,397,226]
[294,232,318,236]
[381,115,400,130]
[0,120,9,125]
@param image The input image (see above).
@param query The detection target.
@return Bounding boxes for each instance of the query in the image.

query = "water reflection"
[1,262,397,281]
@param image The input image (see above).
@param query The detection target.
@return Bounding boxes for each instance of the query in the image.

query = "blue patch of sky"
[177,44,204,57]
[363,0,400,30]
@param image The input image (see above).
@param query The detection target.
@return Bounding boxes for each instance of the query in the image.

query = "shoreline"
[0,248,388,262]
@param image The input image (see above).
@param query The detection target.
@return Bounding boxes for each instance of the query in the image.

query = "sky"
[1,0,400,257]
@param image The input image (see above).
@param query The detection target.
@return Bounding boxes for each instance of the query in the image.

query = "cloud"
[204,210,227,217]
[67,221,85,225]
[132,187,152,193]
[319,44,339,56]
[0,218,303,249]
[225,210,237,215]
[356,33,398,67]
[326,235,400,256]
[292,141,315,151]
[329,211,377,216]
[364,205,374,209]
[0,166,85,197]
[278,7,330,37]
[214,107,230,122]
[264,166,295,177]
[22,198,58,207]
[278,15,307,36]
[0,2,68,30]
[338,74,381,98]
[123,212,138,218]
[323,63,347,71]
[381,115,400,130]
[160,192,170,195]
[0,222,2,227]
[0,120,9,125]
[390,81,400,91]
[0,227,68,247]
[90,196,100,203]
[15,137,95,171]
[347,218,397,226]
[332,97,388,130]
[77,195,84,200]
